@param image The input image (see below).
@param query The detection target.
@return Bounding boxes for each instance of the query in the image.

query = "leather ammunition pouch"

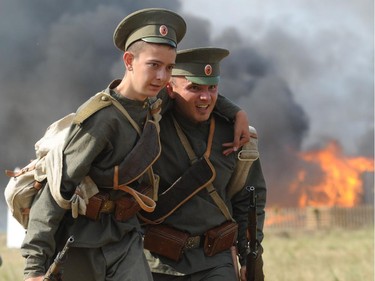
[204,221,238,256]
[85,192,111,221]
[85,186,151,222]
[114,196,141,222]
[144,224,190,261]
[144,221,238,261]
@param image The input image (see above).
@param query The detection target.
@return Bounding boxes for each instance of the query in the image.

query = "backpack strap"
[72,91,142,132]
[73,91,162,130]
[73,92,114,125]
[72,92,161,212]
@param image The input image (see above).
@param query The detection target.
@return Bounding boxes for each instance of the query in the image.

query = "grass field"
[0,227,373,281]
[0,234,24,281]
[262,227,374,281]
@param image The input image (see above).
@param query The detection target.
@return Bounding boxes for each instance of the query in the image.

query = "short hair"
[127,40,175,57]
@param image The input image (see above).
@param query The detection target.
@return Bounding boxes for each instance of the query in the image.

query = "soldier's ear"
[123,51,134,71]
[166,82,175,98]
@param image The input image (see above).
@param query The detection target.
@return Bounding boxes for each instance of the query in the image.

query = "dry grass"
[263,226,374,281]
[0,227,373,281]
[0,234,24,280]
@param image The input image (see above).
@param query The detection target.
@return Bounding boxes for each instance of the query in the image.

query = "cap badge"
[159,25,168,37]
[204,64,212,76]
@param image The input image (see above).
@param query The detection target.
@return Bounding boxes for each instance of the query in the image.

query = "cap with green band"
[113,8,187,51]
[172,47,230,85]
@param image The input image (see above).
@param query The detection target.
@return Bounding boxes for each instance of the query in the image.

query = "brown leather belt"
[85,192,140,221]
[144,221,238,261]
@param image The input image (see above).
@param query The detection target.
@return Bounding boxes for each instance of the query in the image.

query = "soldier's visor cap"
[172,47,229,85]
[114,8,187,51]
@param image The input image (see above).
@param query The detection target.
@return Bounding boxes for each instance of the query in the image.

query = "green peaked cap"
[113,8,187,51]
[172,47,230,85]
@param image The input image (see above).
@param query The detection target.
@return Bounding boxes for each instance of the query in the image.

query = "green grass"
[0,227,373,281]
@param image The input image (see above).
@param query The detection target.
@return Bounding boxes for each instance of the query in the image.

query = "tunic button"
[101,96,109,101]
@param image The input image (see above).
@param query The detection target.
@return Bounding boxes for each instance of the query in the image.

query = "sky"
[0,0,373,229]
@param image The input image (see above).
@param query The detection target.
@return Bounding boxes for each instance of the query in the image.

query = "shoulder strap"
[74,92,160,207]
[173,116,234,222]
[138,156,216,224]
[73,92,113,125]
[73,92,143,134]
[110,96,142,135]
[227,126,259,199]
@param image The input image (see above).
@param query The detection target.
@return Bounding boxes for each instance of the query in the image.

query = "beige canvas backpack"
[4,113,76,228]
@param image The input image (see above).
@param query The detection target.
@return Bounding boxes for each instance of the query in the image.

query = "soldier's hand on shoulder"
[222,110,251,156]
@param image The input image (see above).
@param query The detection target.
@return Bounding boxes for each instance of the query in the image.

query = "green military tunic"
[21,80,154,281]
[149,109,267,278]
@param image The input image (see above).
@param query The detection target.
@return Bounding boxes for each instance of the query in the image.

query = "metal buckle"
[184,236,201,250]
[100,200,115,213]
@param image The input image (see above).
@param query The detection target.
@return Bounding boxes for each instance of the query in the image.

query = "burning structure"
[291,141,374,208]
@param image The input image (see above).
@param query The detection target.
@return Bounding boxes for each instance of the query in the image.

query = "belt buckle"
[184,236,201,250]
[101,200,115,213]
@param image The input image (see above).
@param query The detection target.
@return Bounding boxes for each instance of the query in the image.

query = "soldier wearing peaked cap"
[113,8,187,51]
[172,47,230,85]
[21,8,186,281]
[140,47,267,281]
[21,9,254,281]
[20,8,252,281]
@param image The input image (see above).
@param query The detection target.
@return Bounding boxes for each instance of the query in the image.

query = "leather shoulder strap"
[174,116,234,221]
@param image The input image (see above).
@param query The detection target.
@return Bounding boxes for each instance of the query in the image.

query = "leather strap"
[116,184,156,213]
[5,161,37,178]
[138,155,216,224]
[108,93,158,208]
[173,115,234,222]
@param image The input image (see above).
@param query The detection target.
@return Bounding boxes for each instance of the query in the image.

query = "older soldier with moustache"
[20,8,252,281]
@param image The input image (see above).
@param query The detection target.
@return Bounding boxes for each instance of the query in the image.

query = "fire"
[290,141,374,207]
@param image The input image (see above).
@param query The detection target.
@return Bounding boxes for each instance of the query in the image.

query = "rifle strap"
[173,116,234,222]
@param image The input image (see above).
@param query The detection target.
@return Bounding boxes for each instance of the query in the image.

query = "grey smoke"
[0,0,373,224]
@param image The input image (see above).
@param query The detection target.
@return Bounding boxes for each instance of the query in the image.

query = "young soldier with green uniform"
[140,48,267,281]
[21,8,187,281]
[20,8,250,281]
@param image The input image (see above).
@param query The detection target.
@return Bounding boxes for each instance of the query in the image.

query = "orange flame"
[290,141,374,207]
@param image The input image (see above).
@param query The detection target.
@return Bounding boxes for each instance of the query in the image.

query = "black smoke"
[0,0,182,230]
[0,0,373,232]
